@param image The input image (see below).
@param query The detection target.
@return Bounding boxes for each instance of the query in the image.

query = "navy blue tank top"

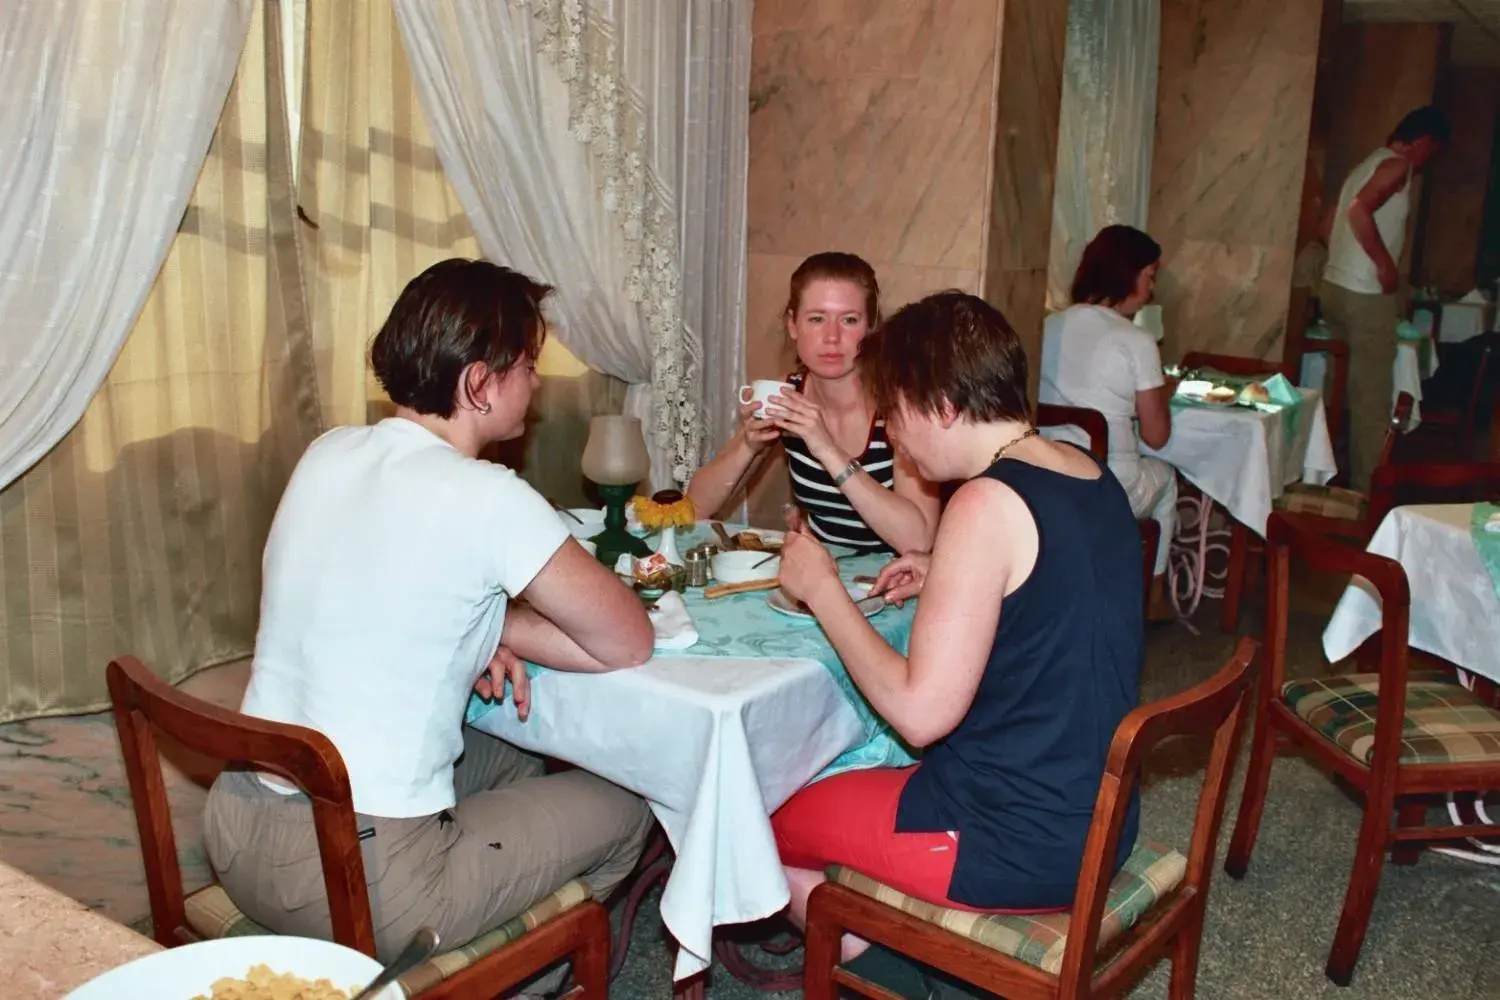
[895,450,1144,910]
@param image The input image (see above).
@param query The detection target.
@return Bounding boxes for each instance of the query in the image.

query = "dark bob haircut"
[857,290,1030,424]
[1389,105,1450,146]
[370,258,552,418]
[1069,225,1161,307]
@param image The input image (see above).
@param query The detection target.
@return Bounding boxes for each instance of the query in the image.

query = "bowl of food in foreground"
[712,549,780,584]
[64,935,397,1000]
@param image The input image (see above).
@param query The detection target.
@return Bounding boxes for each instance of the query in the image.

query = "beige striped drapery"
[0,0,319,721]
[1,0,627,720]
[298,0,624,505]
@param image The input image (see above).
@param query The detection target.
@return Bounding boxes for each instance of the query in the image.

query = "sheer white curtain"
[391,0,749,489]
[1047,0,1160,308]
[0,0,253,490]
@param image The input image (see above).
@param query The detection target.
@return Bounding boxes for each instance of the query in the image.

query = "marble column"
[1149,0,1324,361]
[743,0,1062,523]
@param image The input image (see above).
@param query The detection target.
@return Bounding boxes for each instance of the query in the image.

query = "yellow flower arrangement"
[631,489,697,531]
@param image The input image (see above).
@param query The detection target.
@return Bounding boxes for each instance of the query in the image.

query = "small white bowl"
[712,549,780,584]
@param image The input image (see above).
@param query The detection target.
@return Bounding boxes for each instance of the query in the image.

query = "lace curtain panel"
[392,0,750,488]
[0,0,253,491]
[0,0,320,720]
[1047,0,1160,308]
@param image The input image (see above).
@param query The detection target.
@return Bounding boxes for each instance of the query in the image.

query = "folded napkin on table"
[650,591,700,650]
[1395,319,1426,341]
[1258,372,1301,405]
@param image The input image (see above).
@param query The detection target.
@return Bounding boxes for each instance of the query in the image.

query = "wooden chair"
[1224,514,1500,986]
[1367,459,1500,525]
[107,655,611,999]
[1036,402,1163,621]
[1220,393,1413,634]
[804,638,1258,1000]
[1402,343,1492,461]
[1036,403,1107,460]
[1179,351,1291,380]
[1283,331,1349,452]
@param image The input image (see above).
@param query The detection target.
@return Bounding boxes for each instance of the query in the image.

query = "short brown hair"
[858,291,1030,423]
[785,252,881,326]
[1070,225,1161,306]
[370,258,552,417]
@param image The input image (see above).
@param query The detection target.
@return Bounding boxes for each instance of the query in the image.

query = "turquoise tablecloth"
[467,545,917,781]
[1471,502,1500,602]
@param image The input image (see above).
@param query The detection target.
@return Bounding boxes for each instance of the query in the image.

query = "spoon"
[349,927,441,1000]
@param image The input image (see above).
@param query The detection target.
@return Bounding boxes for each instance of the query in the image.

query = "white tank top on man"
[1323,147,1412,295]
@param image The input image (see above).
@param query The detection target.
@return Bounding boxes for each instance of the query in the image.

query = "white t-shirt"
[239,418,568,819]
[1038,304,1165,490]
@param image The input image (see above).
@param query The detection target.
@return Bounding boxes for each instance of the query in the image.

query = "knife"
[854,594,888,616]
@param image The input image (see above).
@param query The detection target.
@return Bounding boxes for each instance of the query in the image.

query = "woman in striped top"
[687,253,939,554]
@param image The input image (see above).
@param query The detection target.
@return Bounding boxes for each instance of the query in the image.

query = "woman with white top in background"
[1039,225,1175,621]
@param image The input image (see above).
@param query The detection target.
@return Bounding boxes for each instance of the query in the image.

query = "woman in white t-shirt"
[203,259,657,968]
[1039,225,1176,618]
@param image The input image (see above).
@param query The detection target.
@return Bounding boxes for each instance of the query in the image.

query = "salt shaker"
[684,548,711,588]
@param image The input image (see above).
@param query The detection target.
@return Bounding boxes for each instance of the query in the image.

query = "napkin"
[1395,319,1425,341]
[1484,511,1500,536]
[1259,372,1300,405]
[649,591,699,650]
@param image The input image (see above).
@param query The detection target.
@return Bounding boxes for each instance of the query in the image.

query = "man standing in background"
[1321,105,1449,490]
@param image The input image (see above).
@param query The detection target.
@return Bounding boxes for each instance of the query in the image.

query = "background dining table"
[1324,503,1500,683]
[465,538,914,985]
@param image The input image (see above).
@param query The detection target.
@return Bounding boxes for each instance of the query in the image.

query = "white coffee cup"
[739,379,796,417]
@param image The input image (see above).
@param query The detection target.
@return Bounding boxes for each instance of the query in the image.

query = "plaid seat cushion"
[1275,483,1367,521]
[1283,671,1500,765]
[183,879,591,994]
[828,841,1185,975]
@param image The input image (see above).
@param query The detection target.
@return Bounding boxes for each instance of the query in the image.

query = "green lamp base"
[591,481,650,569]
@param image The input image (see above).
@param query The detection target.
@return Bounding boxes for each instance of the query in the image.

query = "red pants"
[772,765,1054,915]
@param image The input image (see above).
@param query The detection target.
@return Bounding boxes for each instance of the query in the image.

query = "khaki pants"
[203,727,653,964]
[1320,283,1398,492]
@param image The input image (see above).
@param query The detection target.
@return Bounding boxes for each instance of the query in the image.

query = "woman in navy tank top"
[772,291,1145,961]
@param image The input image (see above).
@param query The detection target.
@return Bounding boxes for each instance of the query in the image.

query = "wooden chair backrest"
[1054,637,1257,995]
[1264,515,1411,798]
[1368,459,1500,529]
[1035,403,1108,461]
[107,656,376,955]
[1179,352,1291,380]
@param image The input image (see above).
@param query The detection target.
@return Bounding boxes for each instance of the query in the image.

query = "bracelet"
[831,458,862,487]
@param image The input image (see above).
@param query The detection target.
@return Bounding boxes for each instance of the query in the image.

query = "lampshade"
[580,415,650,486]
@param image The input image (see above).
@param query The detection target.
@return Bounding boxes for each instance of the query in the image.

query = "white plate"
[767,582,882,619]
[558,508,605,540]
[64,935,395,1000]
[1176,379,1213,398]
[732,528,786,549]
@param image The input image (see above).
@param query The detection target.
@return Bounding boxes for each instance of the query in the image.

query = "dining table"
[1299,333,1436,428]
[1145,383,1337,620]
[1324,503,1500,683]
[465,527,914,988]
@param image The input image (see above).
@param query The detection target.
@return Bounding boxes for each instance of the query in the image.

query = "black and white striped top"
[782,378,895,552]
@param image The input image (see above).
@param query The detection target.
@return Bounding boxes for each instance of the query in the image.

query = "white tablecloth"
[1145,389,1336,536]
[468,654,865,980]
[1324,504,1500,682]
[1300,340,1436,427]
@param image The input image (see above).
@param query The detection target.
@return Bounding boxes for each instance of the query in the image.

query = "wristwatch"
[831,458,862,487]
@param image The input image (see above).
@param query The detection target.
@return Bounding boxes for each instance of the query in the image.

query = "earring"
[479,402,492,415]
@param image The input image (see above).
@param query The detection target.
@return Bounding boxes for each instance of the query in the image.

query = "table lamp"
[581,415,652,567]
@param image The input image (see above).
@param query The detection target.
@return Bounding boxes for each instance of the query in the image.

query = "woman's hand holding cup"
[737,379,795,453]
